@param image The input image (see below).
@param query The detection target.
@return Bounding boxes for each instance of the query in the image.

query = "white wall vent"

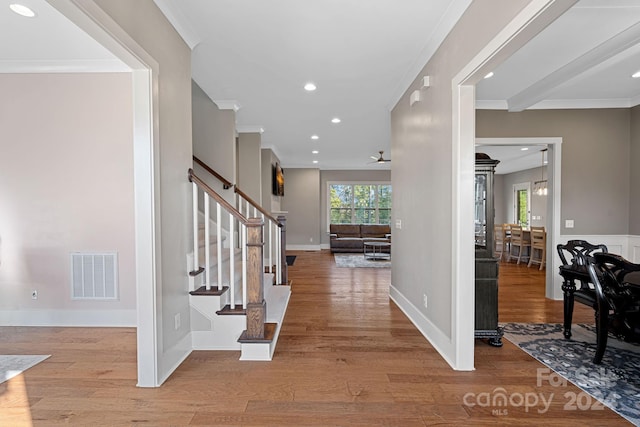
[70,252,118,300]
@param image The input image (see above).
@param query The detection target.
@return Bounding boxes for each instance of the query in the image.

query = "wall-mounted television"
[272,163,284,196]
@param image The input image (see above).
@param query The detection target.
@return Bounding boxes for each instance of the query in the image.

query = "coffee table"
[364,241,391,260]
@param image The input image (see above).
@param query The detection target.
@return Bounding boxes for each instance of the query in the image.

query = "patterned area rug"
[333,253,390,268]
[503,323,640,425]
[0,355,49,384]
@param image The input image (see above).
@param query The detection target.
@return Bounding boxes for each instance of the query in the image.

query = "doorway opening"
[514,182,531,227]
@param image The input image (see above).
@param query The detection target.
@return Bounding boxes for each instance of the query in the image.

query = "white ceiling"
[476,145,547,175]
[4,0,640,172]
[0,0,127,72]
[153,0,471,170]
[476,0,640,111]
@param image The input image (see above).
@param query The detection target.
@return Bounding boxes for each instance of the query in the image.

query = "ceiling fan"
[370,151,391,163]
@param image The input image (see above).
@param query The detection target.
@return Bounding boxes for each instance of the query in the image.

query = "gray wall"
[95,0,193,360]
[320,169,391,245]
[497,166,548,229]
[391,0,531,344]
[192,80,237,206]
[281,168,321,247]
[237,133,263,204]
[630,105,640,234]
[477,109,631,235]
[0,73,135,322]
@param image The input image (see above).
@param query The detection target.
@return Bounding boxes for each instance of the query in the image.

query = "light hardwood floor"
[0,250,625,426]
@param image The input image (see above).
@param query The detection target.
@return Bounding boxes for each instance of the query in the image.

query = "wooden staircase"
[187,167,290,360]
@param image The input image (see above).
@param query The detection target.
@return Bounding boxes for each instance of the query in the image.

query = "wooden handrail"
[235,187,282,227]
[193,156,233,190]
[188,169,248,224]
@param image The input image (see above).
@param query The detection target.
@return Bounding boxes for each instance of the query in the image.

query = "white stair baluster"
[216,202,222,291]
[204,193,211,290]
[268,217,273,274]
[229,212,235,309]
[275,226,281,284]
[192,182,199,286]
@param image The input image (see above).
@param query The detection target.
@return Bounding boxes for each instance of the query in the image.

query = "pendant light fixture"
[534,149,548,196]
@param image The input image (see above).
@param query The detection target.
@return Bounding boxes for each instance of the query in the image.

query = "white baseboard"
[0,309,136,327]
[389,284,458,370]
[159,332,192,385]
[320,243,330,250]
[286,244,321,251]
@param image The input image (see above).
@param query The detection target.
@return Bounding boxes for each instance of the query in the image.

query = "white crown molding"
[477,97,640,110]
[507,20,640,112]
[152,0,202,50]
[528,98,635,109]
[236,125,264,134]
[213,100,241,112]
[0,59,130,73]
[387,0,472,110]
[475,99,508,110]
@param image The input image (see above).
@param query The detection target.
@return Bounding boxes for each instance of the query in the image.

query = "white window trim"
[326,181,392,232]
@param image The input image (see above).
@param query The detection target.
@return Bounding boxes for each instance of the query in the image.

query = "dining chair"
[528,228,546,270]
[494,224,506,260]
[503,223,515,255]
[508,225,531,264]
[584,252,640,363]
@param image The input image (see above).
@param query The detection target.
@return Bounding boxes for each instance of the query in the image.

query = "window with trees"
[329,183,392,225]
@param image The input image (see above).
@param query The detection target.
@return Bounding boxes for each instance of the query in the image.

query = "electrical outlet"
[174,313,181,330]
[565,219,574,229]
[31,290,38,300]
[423,294,428,309]
[395,219,402,230]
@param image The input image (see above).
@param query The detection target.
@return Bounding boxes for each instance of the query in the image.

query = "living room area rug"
[0,355,49,384]
[333,253,390,268]
[502,323,640,425]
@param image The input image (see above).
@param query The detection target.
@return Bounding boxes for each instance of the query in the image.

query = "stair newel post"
[245,218,265,339]
[278,215,287,286]
[241,222,248,310]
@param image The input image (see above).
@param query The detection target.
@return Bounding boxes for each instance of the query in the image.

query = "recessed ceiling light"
[632,71,640,79]
[484,72,494,79]
[312,150,319,154]
[331,117,341,124]
[312,160,319,164]
[311,135,319,140]
[520,147,529,151]
[9,3,36,17]
[304,82,317,91]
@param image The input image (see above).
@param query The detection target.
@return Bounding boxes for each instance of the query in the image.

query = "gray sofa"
[329,224,391,253]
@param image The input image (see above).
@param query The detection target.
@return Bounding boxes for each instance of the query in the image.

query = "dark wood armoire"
[474,153,502,346]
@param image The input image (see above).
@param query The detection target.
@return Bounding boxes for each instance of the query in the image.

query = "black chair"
[557,240,608,339]
[584,252,640,363]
